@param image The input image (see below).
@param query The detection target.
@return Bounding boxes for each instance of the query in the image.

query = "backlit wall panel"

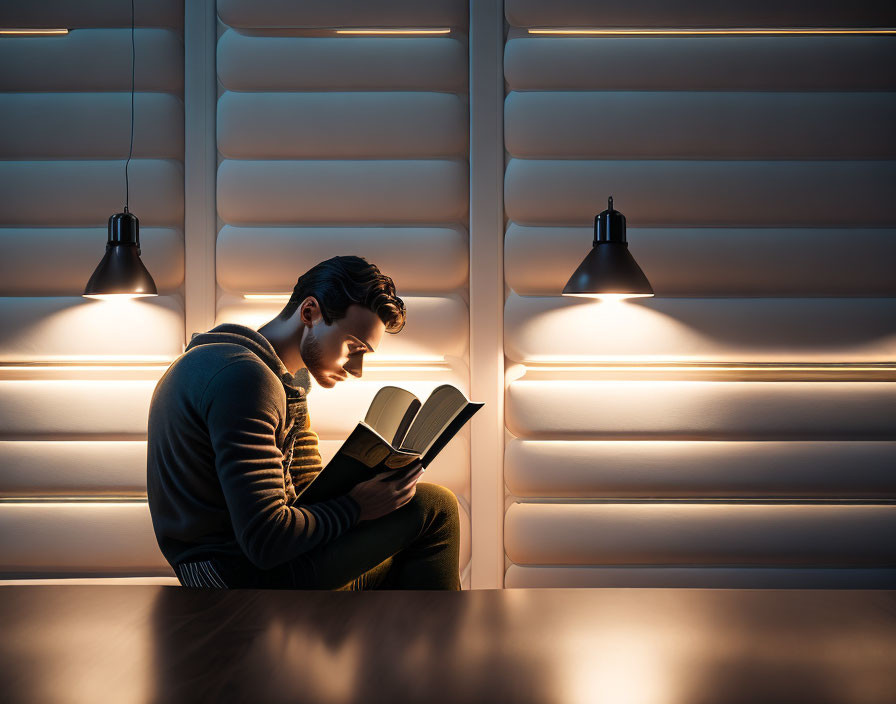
[502,0,896,588]
[0,0,185,580]
[214,0,473,586]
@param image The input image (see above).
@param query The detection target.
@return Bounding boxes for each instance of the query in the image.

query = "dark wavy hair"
[278,256,406,333]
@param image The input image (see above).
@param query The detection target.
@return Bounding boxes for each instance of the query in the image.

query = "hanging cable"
[124,0,135,212]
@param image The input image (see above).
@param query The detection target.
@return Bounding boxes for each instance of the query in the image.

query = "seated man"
[146,255,461,590]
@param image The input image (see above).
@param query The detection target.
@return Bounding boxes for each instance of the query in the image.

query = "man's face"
[300,303,385,388]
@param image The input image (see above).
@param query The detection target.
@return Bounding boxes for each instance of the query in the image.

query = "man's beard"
[300,331,330,386]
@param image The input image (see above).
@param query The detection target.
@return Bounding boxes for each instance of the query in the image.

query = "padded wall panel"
[0,381,156,437]
[505,225,896,297]
[217,160,467,225]
[504,295,896,363]
[504,502,896,566]
[505,440,896,499]
[218,32,467,92]
[0,297,183,362]
[504,566,896,589]
[505,159,896,227]
[0,160,184,226]
[504,36,896,91]
[218,92,467,159]
[505,380,896,440]
[0,441,148,497]
[216,295,468,359]
[505,92,896,159]
[505,0,896,27]
[0,29,183,92]
[217,226,468,295]
[457,495,470,571]
[218,0,466,28]
[0,0,183,28]
[0,503,171,576]
[0,227,183,295]
[502,7,896,590]
[0,93,184,159]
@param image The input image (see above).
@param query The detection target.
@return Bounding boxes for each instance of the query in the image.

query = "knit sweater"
[146,323,361,571]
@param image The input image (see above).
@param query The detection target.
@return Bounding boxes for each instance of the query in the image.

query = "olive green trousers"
[177,482,461,591]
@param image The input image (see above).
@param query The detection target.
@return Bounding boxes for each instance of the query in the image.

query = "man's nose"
[344,357,363,378]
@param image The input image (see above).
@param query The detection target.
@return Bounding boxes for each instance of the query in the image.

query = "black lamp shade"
[562,197,654,299]
[83,211,158,298]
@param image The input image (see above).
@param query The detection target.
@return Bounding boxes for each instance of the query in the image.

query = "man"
[146,256,461,590]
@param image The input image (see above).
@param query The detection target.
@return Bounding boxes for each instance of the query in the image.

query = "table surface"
[1,586,894,704]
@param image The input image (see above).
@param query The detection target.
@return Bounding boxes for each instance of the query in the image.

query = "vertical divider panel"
[469,0,506,589]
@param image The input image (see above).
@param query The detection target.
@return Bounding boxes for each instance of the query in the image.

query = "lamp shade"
[562,197,654,299]
[83,211,158,299]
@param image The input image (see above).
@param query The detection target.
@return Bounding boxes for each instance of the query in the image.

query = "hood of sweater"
[185,323,312,397]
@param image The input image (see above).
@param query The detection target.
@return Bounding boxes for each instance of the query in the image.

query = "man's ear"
[300,296,321,326]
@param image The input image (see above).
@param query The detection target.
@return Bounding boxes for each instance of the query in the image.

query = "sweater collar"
[185,323,312,396]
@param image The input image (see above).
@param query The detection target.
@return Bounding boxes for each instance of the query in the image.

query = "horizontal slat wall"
[0,2,184,580]
[215,1,472,586]
[505,160,896,226]
[218,93,467,159]
[0,29,184,92]
[505,441,896,499]
[217,0,467,28]
[504,566,896,589]
[216,297,469,360]
[217,32,467,92]
[505,0,896,28]
[0,503,172,577]
[505,92,896,159]
[504,35,896,91]
[503,5,896,588]
[218,226,468,294]
[504,296,896,362]
[506,225,896,297]
[506,381,896,440]
[505,504,896,565]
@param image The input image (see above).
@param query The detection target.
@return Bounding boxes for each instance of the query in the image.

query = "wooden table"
[1,586,894,703]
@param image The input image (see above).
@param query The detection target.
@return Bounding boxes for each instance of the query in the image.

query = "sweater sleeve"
[203,359,361,569]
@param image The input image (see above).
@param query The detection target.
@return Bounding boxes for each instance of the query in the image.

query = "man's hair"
[278,256,406,333]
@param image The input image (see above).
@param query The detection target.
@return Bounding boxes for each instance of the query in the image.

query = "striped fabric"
[288,428,325,496]
[175,560,228,589]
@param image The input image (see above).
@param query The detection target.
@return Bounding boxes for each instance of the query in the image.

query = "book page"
[399,385,470,455]
[339,422,395,468]
[363,386,421,447]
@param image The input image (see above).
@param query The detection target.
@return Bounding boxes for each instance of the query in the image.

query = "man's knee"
[409,481,460,533]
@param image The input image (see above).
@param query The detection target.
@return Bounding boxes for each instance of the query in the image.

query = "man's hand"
[348,459,425,522]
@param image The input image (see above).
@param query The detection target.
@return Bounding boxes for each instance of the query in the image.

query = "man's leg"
[289,482,462,590]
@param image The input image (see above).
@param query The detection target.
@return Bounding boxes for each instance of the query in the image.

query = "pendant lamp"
[83,0,157,300]
[562,196,653,301]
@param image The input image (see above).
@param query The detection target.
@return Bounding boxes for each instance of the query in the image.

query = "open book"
[297,384,483,504]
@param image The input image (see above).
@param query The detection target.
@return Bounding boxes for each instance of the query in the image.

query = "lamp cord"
[124,0,135,212]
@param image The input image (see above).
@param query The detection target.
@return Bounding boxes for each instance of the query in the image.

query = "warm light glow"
[0,28,69,35]
[1,356,174,364]
[524,363,896,372]
[83,293,157,300]
[244,293,290,301]
[528,28,896,36]
[0,365,170,372]
[368,355,447,363]
[363,365,451,372]
[0,497,147,504]
[563,293,654,302]
[336,28,451,35]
